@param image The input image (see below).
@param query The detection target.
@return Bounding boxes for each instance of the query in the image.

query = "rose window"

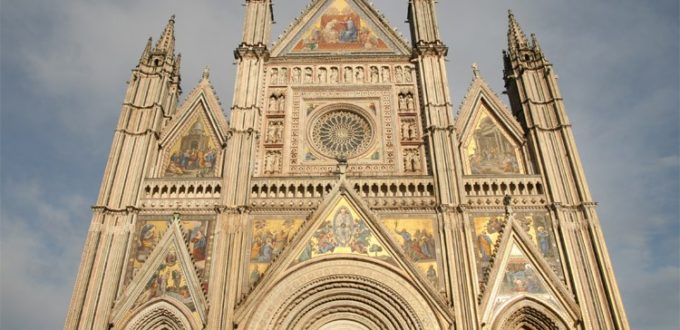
[311,110,373,158]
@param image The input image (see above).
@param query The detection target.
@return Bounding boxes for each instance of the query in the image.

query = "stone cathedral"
[66,0,629,329]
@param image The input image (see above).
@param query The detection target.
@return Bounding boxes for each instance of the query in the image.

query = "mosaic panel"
[295,199,391,264]
[127,217,214,291]
[164,115,219,178]
[465,110,521,175]
[291,0,391,53]
[248,218,305,286]
[383,218,439,286]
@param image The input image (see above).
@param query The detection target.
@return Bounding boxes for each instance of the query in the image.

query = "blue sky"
[1,0,678,329]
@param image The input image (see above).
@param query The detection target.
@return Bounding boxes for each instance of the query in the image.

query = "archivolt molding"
[238,258,449,329]
[118,298,198,330]
[488,297,571,330]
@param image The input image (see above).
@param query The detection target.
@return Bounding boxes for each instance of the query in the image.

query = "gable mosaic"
[164,115,219,178]
[465,110,522,175]
[291,0,391,54]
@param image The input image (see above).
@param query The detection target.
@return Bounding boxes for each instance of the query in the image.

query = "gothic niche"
[268,93,286,112]
[398,90,415,112]
[310,110,374,159]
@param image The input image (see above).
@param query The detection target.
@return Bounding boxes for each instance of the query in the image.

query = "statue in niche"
[270,68,278,84]
[278,95,286,112]
[318,68,327,84]
[265,152,281,174]
[329,67,338,84]
[279,68,288,84]
[406,94,414,111]
[266,122,283,143]
[370,66,379,83]
[343,67,353,83]
[381,66,391,83]
[395,66,403,83]
[292,67,301,83]
[274,122,283,142]
[304,67,313,84]
[269,95,278,112]
[398,94,406,110]
[401,122,416,140]
[404,149,420,172]
[404,66,413,83]
[401,122,410,140]
[355,67,365,83]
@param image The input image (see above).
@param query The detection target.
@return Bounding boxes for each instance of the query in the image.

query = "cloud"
[1,0,678,329]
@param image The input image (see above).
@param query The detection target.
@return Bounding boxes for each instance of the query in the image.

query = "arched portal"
[121,298,199,330]
[240,257,447,329]
[490,298,570,330]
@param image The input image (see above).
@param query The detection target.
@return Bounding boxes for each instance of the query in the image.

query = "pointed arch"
[122,298,199,330]
[490,297,571,330]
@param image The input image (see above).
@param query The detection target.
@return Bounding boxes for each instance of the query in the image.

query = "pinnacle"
[154,14,176,55]
[507,9,528,51]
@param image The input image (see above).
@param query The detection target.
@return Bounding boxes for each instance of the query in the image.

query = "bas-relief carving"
[127,218,214,291]
[291,0,391,53]
[383,218,440,286]
[295,200,392,264]
[472,212,564,287]
[247,218,305,287]
[465,111,522,175]
[164,116,219,178]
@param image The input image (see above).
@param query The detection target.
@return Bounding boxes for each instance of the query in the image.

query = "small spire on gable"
[201,66,210,81]
[507,10,528,52]
[154,14,176,55]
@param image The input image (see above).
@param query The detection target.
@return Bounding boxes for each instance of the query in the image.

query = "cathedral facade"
[66,1,629,329]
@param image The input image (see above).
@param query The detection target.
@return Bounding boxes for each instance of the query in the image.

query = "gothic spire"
[507,10,528,52]
[154,14,176,55]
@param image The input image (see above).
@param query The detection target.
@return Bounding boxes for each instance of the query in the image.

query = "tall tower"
[66,2,628,329]
[503,11,629,329]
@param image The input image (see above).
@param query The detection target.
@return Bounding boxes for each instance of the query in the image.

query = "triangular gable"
[479,214,579,325]
[456,72,527,175]
[238,182,449,317]
[157,73,229,178]
[271,0,411,57]
[112,219,209,328]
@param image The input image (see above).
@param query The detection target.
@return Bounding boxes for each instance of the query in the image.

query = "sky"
[0,0,678,329]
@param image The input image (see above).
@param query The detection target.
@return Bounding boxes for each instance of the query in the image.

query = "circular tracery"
[311,110,373,158]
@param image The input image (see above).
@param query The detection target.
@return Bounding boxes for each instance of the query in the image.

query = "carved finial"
[202,66,210,80]
[171,212,181,223]
[472,63,480,78]
[139,37,153,63]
